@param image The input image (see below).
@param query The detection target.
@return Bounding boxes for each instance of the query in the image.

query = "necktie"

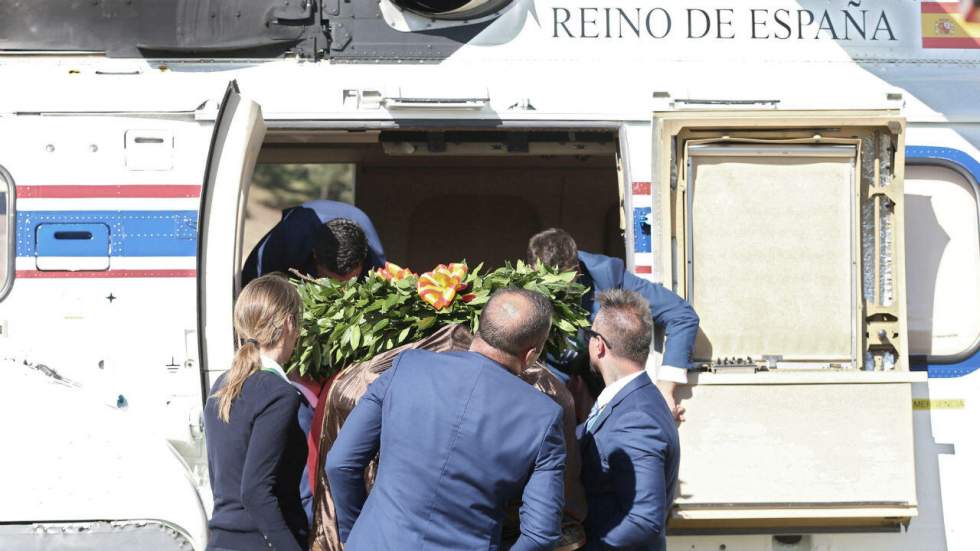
[585,402,605,433]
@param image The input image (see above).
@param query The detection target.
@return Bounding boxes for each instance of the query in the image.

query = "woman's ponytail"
[215,339,263,422]
[212,274,303,423]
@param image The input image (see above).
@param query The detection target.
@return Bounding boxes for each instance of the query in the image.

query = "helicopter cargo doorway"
[248,128,626,275]
[198,82,629,396]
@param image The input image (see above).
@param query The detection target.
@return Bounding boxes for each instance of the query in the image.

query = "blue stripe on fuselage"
[633,206,652,253]
[16,210,198,257]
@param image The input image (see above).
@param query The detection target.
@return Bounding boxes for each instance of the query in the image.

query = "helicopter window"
[905,164,980,361]
[0,166,12,301]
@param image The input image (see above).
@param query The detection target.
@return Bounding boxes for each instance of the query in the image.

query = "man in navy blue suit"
[242,200,385,285]
[527,228,699,420]
[326,289,567,551]
[578,289,680,551]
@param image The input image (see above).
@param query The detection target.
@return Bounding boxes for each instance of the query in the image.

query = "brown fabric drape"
[310,324,586,551]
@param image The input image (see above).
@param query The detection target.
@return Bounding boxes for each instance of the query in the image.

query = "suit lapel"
[589,372,652,434]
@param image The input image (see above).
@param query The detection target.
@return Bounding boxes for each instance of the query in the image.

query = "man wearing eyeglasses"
[527,228,699,421]
[577,288,680,551]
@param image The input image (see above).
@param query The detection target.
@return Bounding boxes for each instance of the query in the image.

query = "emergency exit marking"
[913,398,966,410]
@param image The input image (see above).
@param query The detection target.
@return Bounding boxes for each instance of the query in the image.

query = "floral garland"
[287,260,591,381]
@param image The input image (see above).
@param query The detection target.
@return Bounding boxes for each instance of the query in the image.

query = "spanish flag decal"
[922,2,980,48]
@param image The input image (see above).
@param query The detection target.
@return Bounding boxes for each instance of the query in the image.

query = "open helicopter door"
[651,110,922,533]
[197,82,266,389]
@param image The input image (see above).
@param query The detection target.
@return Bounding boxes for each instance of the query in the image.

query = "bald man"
[326,289,567,551]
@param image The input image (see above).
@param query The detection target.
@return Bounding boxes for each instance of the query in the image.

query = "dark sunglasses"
[578,328,613,350]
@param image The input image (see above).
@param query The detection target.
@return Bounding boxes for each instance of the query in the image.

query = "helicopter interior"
[245,128,626,274]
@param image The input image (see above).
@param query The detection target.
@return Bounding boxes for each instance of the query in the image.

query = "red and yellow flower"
[417,263,469,310]
[377,262,416,282]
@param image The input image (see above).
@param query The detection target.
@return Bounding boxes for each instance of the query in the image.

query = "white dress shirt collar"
[595,370,645,411]
[260,355,290,383]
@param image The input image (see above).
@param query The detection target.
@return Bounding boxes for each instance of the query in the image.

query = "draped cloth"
[309,324,587,551]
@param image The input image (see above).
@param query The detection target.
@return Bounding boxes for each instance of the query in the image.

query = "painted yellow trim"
[913,398,966,410]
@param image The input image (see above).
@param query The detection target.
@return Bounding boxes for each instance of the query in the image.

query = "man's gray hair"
[478,288,554,356]
[595,289,653,364]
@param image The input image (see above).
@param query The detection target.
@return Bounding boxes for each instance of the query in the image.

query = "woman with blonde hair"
[204,274,308,551]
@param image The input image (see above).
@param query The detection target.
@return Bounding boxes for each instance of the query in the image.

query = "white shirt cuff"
[648,361,688,384]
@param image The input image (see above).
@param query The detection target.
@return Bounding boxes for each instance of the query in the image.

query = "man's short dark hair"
[594,289,653,364]
[527,228,578,272]
[313,218,368,276]
[478,288,554,357]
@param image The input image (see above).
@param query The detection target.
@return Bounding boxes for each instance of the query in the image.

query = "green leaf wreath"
[287,260,591,381]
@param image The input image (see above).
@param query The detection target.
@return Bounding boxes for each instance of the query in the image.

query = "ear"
[592,334,607,358]
[522,345,542,369]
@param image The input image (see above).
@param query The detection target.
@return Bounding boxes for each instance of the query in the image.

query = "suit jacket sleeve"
[249,207,322,282]
[240,389,304,551]
[324,360,398,542]
[296,397,315,526]
[622,271,700,369]
[600,410,670,548]
[511,407,566,551]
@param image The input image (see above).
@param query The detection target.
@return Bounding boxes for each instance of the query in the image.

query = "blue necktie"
[585,403,605,433]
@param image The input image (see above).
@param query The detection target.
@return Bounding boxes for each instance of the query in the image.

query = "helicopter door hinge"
[329,20,353,52]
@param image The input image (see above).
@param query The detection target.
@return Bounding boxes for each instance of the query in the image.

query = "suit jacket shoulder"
[587,374,673,437]
[615,378,673,423]
[602,382,679,472]
[396,349,562,416]
[577,250,626,291]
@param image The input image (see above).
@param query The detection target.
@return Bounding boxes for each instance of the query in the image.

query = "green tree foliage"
[252,164,354,209]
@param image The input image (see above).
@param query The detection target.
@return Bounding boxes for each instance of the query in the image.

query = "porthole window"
[905,164,980,360]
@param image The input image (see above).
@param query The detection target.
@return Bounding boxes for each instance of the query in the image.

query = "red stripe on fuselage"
[634,265,652,274]
[632,181,651,195]
[16,269,196,279]
[16,185,202,199]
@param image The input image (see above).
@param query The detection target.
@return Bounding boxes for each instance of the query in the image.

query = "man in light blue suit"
[326,289,567,551]
[578,289,680,551]
[528,228,699,420]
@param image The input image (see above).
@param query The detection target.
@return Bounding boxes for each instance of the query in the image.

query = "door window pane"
[905,164,980,359]
[688,147,856,362]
